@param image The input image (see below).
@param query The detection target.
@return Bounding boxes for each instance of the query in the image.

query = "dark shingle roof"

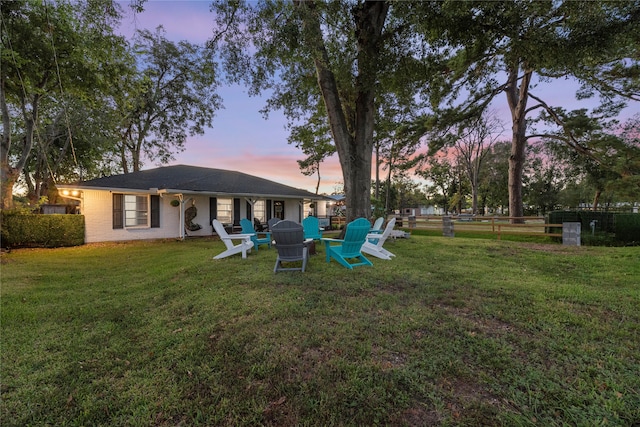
[72,165,323,199]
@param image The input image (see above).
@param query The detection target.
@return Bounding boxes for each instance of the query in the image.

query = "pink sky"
[117,1,638,195]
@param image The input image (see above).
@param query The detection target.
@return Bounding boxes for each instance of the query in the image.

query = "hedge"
[547,211,640,246]
[615,214,640,244]
[1,212,85,248]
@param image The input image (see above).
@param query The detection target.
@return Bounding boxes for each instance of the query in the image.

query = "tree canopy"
[210,0,443,221]
[1,0,126,208]
[411,0,640,219]
[1,1,223,209]
[114,27,221,173]
[2,0,638,217]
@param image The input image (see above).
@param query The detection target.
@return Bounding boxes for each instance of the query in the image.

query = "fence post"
[562,222,581,246]
[443,216,454,237]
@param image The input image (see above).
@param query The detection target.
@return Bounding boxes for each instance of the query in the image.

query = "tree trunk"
[471,179,478,214]
[1,89,39,209]
[1,77,15,209]
[592,189,601,211]
[505,66,532,223]
[300,1,388,223]
[375,143,380,200]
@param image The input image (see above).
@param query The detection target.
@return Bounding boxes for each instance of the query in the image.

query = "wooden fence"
[395,215,563,240]
[321,215,565,240]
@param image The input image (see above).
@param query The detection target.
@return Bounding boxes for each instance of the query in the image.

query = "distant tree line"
[413,113,640,216]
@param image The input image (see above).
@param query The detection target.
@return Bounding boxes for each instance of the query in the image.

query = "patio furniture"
[302,216,323,241]
[271,220,309,273]
[240,218,271,251]
[322,217,373,269]
[361,217,396,260]
[212,219,254,259]
[267,217,280,231]
[370,217,384,234]
[254,218,267,232]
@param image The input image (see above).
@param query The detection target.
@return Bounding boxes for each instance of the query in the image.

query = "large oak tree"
[114,27,222,173]
[1,0,126,209]
[412,1,640,220]
[211,0,435,222]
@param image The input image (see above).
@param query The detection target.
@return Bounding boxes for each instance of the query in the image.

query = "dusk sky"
[116,1,639,195]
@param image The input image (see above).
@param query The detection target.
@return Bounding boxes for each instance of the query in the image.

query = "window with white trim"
[113,194,159,229]
[124,195,148,227]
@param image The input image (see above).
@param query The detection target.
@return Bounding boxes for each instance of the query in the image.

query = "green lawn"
[2,236,639,426]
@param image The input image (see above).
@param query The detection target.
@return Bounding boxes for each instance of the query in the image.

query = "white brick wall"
[83,191,205,243]
[81,190,306,243]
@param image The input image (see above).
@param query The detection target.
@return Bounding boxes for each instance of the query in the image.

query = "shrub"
[615,214,640,244]
[1,211,84,248]
[547,211,640,246]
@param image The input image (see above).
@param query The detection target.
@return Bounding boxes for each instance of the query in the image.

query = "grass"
[1,236,639,426]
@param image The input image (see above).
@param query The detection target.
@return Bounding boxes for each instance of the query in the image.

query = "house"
[304,194,345,218]
[57,165,327,243]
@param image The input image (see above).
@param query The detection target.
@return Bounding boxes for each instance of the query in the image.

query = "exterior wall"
[82,190,309,243]
[283,200,303,223]
[181,196,214,237]
[82,190,182,243]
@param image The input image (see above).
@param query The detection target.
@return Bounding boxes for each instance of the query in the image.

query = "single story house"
[57,165,327,243]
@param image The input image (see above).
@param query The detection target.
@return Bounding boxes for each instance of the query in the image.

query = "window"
[113,194,158,229]
[124,195,148,227]
[254,200,266,222]
[217,198,232,224]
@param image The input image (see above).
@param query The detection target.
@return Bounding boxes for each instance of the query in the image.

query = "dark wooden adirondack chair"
[271,220,309,273]
[267,217,280,231]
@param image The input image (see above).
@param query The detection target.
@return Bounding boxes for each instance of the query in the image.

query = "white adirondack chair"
[361,217,396,260]
[212,219,254,259]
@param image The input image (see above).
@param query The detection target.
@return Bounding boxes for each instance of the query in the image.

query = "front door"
[273,200,284,220]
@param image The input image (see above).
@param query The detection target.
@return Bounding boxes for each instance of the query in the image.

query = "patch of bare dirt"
[391,405,441,426]
[371,345,407,370]
[437,304,518,339]
[520,242,583,253]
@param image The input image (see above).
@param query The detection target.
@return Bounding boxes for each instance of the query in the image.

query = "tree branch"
[528,92,604,164]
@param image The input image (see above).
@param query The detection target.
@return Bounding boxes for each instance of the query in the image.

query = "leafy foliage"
[1,211,84,248]
[114,27,222,172]
[409,0,640,218]
[1,0,126,208]
[210,1,440,220]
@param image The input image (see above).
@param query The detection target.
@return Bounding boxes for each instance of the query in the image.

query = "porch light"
[60,189,82,200]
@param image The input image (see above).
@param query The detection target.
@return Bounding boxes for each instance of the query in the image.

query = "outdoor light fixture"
[59,189,83,202]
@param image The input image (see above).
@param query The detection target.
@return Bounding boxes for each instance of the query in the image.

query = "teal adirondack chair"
[302,216,323,241]
[370,217,384,234]
[322,218,373,269]
[240,218,271,251]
